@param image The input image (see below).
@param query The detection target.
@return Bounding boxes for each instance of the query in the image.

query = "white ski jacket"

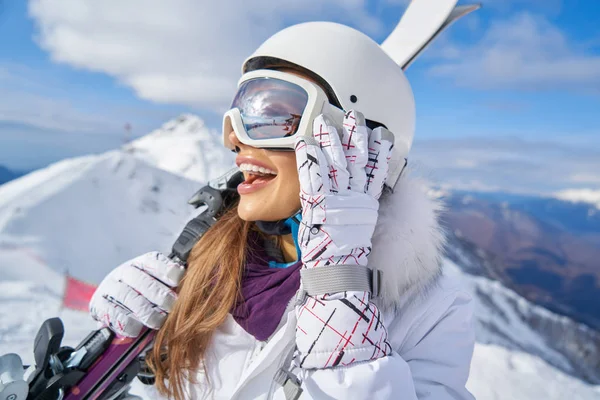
[142,173,475,400]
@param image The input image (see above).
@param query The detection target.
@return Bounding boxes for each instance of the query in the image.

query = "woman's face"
[230,68,326,221]
[231,68,321,221]
[230,131,301,221]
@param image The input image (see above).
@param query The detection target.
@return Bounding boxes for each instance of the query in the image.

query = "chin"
[237,199,274,222]
[237,196,298,222]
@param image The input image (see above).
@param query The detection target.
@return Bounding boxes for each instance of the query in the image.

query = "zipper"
[267,341,297,400]
[245,340,266,370]
[266,290,303,400]
[233,290,302,400]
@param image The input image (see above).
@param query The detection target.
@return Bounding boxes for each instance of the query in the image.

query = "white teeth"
[239,163,277,175]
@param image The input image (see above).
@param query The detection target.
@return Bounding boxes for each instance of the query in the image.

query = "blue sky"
[0,0,599,194]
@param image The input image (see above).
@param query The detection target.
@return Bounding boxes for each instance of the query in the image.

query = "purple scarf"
[231,236,302,341]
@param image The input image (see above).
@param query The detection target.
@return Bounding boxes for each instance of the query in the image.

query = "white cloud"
[0,63,118,134]
[28,0,384,111]
[439,179,504,193]
[411,135,600,195]
[428,12,600,92]
[0,62,178,135]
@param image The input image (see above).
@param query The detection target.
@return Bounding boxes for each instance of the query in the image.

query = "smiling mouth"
[238,162,278,185]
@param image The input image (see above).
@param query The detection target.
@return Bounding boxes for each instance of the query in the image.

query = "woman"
[90,21,475,400]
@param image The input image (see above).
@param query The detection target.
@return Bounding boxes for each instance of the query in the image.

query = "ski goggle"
[223,69,345,151]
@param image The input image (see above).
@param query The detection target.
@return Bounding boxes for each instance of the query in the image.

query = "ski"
[381,0,482,69]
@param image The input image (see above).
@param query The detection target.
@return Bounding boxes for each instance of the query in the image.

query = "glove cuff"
[300,266,382,298]
[295,293,391,369]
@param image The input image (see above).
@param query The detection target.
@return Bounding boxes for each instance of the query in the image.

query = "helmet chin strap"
[256,210,303,267]
[255,159,408,236]
[255,209,302,236]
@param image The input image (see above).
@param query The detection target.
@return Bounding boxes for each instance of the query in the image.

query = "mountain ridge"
[443,190,600,331]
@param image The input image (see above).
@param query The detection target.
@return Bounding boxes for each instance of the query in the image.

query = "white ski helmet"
[240,1,480,186]
[243,21,414,187]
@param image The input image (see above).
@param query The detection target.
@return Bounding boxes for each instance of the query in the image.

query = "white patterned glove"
[89,252,184,337]
[294,110,394,369]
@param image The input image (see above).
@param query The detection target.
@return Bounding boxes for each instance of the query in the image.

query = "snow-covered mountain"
[443,190,600,333]
[1,114,599,400]
[0,115,234,288]
[555,188,600,210]
[124,114,235,182]
[468,342,600,400]
[446,237,600,386]
[0,152,198,287]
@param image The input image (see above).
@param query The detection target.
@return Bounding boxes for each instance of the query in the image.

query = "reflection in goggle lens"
[231,78,309,140]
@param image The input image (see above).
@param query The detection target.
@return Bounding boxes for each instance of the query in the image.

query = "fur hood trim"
[369,171,446,310]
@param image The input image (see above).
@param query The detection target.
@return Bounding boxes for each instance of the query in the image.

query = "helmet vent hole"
[350,95,358,103]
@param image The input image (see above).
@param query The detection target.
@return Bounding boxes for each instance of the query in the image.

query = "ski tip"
[381,1,482,70]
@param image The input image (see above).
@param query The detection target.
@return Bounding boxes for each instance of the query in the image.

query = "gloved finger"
[113,264,177,312]
[128,251,185,287]
[295,137,330,196]
[100,278,168,330]
[312,114,349,194]
[365,127,394,199]
[90,295,144,337]
[342,110,369,193]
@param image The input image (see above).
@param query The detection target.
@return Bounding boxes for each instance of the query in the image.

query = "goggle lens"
[231,77,309,141]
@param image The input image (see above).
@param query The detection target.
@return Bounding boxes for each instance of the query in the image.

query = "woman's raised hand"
[294,110,394,369]
[89,252,184,337]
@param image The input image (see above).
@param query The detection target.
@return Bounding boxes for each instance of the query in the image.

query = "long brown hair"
[147,205,252,399]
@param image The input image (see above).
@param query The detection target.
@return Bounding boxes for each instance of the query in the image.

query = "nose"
[228,131,243,153]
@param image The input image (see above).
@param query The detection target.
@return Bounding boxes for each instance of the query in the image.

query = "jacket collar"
[370,171,446,311]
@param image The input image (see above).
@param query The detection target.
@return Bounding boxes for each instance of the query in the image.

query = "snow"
[125,113,235,182]
[0,281,96,365]
[443,259,600,398]
[445,259,573,371]
[0,151,202,284]
[1,114,599,399]
[445,245,600,384]
[0,280,148,398]
[0,114,234,285]
[468,343,600,400]
[554,188,600,209]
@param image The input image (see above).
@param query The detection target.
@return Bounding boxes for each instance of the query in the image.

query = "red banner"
[62,275,98,312]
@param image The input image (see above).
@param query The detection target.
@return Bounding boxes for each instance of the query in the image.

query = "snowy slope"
[446,232,600,385]
[446,258,600,385]
[0,114,233,286]
[0,280,148,398]
[468,343,600,400]
[125,114,235,182]
[0,281,97,366]
[0,151,203,286]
